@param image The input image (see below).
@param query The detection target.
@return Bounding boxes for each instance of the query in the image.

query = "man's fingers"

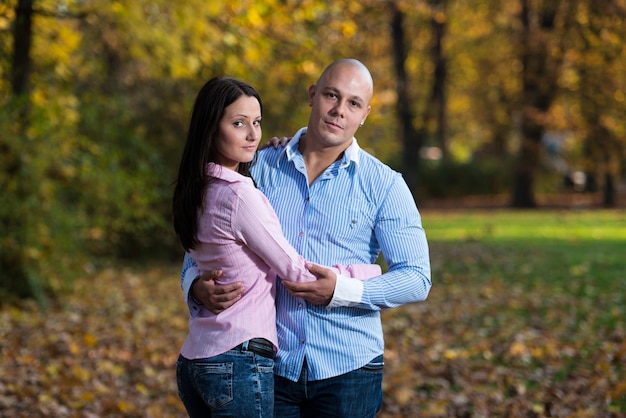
[281,272,335,306]
[259,136,291,149]
[193,270,245,314]
[210,281,244,295]
[214,288,244,302]
[277,136,291,147]
[305,263,337,280]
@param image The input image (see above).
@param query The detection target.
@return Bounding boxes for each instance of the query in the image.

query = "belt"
[236,338,275,359]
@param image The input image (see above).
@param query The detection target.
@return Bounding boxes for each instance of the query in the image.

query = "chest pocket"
[320,195,377,259]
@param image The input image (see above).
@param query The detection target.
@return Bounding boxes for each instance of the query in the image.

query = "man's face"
[307,63,372,150]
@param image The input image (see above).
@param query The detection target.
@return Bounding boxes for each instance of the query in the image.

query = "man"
[181,58,431,417]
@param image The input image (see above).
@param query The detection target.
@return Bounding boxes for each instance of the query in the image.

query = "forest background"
[1,0,625,300]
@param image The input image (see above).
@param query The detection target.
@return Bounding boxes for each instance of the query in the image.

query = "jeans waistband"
[236,338,275,359]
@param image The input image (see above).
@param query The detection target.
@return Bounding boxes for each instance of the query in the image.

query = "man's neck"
[298,134,350,185]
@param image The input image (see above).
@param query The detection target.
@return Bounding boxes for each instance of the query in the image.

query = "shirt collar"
[282,127,361,167]
[207,162,254,186]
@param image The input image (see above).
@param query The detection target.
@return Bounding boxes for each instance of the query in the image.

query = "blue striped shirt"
[182,127,431,381]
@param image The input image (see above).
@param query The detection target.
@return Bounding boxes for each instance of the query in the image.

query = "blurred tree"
[573,0,626,207]
[2,0,625,303]
[511,0,573,207]
[428,0,449,160]
[389,0,425,194]
[447,0,518,161]
[1,0,34,301]
[386,0,449,194]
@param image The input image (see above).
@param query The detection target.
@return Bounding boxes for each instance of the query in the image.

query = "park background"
[1,0,625,416]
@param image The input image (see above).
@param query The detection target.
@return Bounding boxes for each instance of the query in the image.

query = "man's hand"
[280,263,336,306]
[259,136,291,150]
[191,270,244,314]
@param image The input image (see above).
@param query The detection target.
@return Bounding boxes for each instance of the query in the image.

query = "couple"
[172,58,432,417]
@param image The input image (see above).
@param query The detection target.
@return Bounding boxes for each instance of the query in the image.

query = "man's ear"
[308,84,317,105]
[360,106,371,125]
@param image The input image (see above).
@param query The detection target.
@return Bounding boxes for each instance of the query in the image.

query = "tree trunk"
[511,0,564,208]
[12,0,34,97]
[430,0,448,159]
[603,172,615,207]
[1,0,35,301]
[389,1,424,195]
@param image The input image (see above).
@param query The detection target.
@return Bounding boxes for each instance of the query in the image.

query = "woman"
[172,77,379,417]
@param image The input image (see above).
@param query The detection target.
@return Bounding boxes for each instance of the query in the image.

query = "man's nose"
[330,100,346,117]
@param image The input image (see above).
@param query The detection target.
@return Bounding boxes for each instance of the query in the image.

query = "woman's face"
[214,95,262,171]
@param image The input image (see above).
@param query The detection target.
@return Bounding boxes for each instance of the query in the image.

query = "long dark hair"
[172,77,262,251]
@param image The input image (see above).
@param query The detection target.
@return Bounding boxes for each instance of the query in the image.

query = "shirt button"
[300,339,305,344]
[299,231,304,237]
[298,303,303,308]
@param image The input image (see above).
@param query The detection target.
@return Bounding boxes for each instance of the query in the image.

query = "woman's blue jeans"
[176,350,274,418]
[274,355,384,418]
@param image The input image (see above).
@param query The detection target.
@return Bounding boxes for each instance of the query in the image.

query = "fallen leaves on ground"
[0,265,188,418]
[1,260,624,417]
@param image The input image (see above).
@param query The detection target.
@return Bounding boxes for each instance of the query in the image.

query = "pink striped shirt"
[182,163,379,359]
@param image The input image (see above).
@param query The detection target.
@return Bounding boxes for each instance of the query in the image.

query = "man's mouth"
[325,120,343,130]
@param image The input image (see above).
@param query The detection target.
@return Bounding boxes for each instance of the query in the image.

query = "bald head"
[317,59,374,103]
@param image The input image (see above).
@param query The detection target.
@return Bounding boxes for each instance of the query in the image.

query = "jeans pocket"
[175,357,185,400]
[193,361,234,409]
[360,354,384,372]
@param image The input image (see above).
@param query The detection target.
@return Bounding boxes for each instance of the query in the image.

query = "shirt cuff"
[326,274,364,310]
[183,266,202,317]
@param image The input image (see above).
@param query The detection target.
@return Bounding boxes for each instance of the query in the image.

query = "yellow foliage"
[341,21,357,37]
[80,392,95,403]
[111,2,125,15]
[135,383,150,396]
[83,333,97,347]
[117,400,136,413]
[68,341,80,355]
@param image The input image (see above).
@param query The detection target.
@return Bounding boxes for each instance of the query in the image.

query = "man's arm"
[360,174,431,309]
[282,174,431,311]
